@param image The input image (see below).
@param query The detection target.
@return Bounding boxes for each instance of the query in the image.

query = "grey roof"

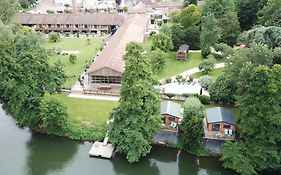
[160,101,181,118]
[178,44,189,52]
[206,107,236,125]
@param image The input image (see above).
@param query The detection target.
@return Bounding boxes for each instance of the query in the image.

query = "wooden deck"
[203,119,235,141]
[89,137,115,159]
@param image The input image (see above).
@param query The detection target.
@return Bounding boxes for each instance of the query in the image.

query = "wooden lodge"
[160,101,182,132]
[16,13,125,34]
[177,44,189,60]
[204,107,236,141]
[85,14,148,93]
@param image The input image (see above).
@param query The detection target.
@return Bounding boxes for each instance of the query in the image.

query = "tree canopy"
[151,33,173,52]
[258,0,281,27]
[108,42,161,163]
[0,0,19,24]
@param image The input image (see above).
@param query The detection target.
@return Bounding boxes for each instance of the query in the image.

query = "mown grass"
[52,94,119,124]
[192,67,225,79]
[46,38,103,88]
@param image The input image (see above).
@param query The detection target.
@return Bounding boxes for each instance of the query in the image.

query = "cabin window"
[223,124,231,129]
[57,24,60,28]
[75,24,79,28]
[48,24,51,28]
[66,24,70,28]
[212,124,220,131]
[170,117,175,122]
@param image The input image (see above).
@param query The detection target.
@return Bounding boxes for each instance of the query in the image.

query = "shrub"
[46,9,55,14]
[198,57,215,74]
[175,74,183,82]
[183,97,205,118]
[198,95,210,105]
[182,93,194,98]
[49,32,60,42]
[69,54,77,64]
[165,78,172,83]
[199,75,214,90]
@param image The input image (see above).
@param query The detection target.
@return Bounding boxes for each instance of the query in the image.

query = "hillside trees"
[108,42,161,163]
[258,0,281,27]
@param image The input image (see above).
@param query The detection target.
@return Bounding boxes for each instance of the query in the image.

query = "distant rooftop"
[206,107,236,125]
[161,101,181,118]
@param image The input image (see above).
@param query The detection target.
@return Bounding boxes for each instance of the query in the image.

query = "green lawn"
[192,67,225,79]
[156,52,204,80]
[53,94,119,124]
[46,38,103,88]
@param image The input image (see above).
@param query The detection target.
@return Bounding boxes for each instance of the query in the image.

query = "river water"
[0,105,236,175]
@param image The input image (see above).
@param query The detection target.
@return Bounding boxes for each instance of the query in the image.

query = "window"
[212,124,220,131]
[170,117,175,122]
[223,124,230,129]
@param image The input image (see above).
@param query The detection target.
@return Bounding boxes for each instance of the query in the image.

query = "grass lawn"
[156,52,204,80]
[53,94,119,124]
[46,38,103,88]
[192,67,225,79]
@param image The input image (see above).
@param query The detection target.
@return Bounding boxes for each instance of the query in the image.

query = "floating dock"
[89,137,115,159]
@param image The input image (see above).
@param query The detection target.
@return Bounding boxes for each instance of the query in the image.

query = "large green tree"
[108,42,161,163]
[203,0,235,19]
[151,33,173,52]
[222,65,281,174]
[237,0,268,30]
[258,0,281,27]
[240,26,281,49]
[0,0,19,24]
[200,14,221,57]
[147,49,168,74]
[181,97,205,154]
[0,25,66,127]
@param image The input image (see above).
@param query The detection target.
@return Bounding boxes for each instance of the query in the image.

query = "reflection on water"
[0,105,236,175]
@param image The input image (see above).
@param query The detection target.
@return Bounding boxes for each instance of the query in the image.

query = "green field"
[53,94,119,124]
[192,67,225,79]
[156,52,205,80]
[46,38,103,88]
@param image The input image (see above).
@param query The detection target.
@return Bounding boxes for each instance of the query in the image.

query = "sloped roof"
[87,14,148,75]
[16,13,124,25]
[206,107,236,125]
[178,44,189,52]
[161,101,181,118]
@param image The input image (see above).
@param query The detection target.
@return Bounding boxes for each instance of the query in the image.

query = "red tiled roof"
[87,14,148,75]
[16,13,125,25]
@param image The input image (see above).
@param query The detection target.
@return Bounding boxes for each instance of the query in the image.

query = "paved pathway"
[69,93,119,101]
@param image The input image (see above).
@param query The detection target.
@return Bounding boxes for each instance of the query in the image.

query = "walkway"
[69,93,119,101]
[160,63,226,82]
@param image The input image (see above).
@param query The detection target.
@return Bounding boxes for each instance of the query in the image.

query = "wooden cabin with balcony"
[160,101,182,132]
[204,107,236,141]
[16,13,124,34]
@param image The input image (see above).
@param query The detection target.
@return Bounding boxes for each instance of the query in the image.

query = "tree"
[147,49,168,74]
[168,9,181,23]
[183,0,197,6]
[198,57,215,74]
[0,0,19,24]
[218,12,240,46]
[170,24,185,51]
[69,54,77,64]
[273,47,281,64]
[48,32,60,42]
[200,14,221,57]
[108,42,161,163]
[0,25,66,127]
[203,0,235,19]
[222,65,281,174]
[199,75,214,90]
[181,97,205,153]
[151,33,173,52]
[39,96,69,133]
[209,73,236,104]
[237,0,268,30]
[240,26,281,49]
[258,0,281,27]
[20,0,29,8]
[180,5,202,49]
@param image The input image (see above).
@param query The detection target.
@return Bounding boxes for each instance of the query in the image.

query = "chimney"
[72,0,77,14]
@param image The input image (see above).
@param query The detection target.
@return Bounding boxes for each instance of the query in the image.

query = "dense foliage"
[147,49,168,74]
[199,75,214,90]
[198,57,215,74]
[151,33,173,52]
[0,25,66,127]
[49,32,61,43]
[0,0,19,24]
[258,0,281,27]
[108,42,161,163]
[181,97,205,154]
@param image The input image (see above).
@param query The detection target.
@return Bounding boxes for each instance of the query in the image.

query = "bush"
[46,9,55,14]
[49,32,60,42]
[199,75,214,90]
[175,74,183,82]
[165,78,172,83]
[198,95,210,105]
[69,54,77,64]
[198,57,215,74]
[182,93,194,98]
[183,97,205,118]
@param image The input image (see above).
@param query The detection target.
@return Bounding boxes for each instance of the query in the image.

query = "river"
[0,105,236,175]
